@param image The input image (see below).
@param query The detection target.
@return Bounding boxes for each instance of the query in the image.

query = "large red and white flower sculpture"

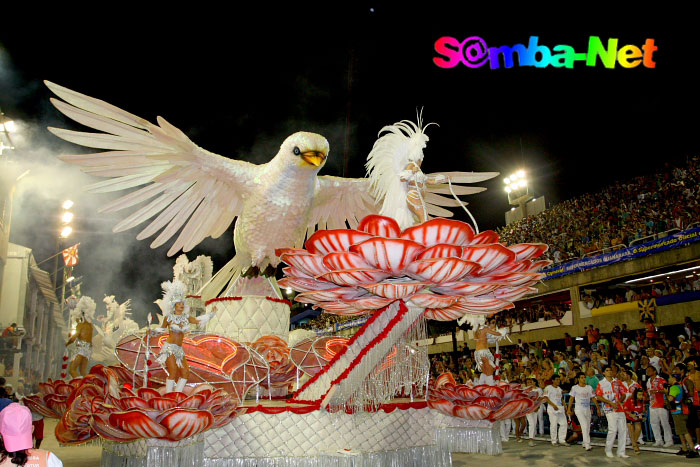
[89,380,239,443]
[428,373,540,421]
[277,215,549,325]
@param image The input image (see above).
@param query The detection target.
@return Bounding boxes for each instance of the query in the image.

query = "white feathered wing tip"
[365,110,436,229]
[161,280,187,313]
[71,296,97,323]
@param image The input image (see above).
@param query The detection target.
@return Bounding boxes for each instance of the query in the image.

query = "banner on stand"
[543,227,700,280]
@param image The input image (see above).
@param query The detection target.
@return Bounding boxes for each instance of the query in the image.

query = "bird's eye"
[293,147,301,156]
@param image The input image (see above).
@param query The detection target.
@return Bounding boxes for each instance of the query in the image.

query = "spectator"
[0,403,63,466]
[646,365,674,447]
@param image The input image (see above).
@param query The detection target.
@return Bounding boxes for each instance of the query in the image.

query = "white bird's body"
[45,81,496,300]
[234,156,318,268]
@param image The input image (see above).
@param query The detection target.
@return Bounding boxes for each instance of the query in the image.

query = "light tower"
[504,170,544,225]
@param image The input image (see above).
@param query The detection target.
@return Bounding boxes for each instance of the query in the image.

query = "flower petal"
[408,294,461,309]
[462,244,516,274]
[322,251,373,271]
[436,373,457,387]
[109,410,168,438]
[137,388,161,401]
[295,288,367,304]
[157,408,213,441]
[278,251,328,277]
[489,398,534,421]
[401,218,475,246]
[431,282,499,296]
[277,276,337,292]
[473,396,501,409]
[148,397,178,411]
[316,269,392,287]
[415,243,463,260]
[358,215,402,238]
[350,238,424,274]
[508,243,548,261]
[306,229,373,255]
[282,266,313,279]
[178,394,207,409]
[468,230,499,245]
[427,398,455,417]
[361,281,427,299]
[118,397,150,410]
[90,415,139,442]
[405,258,480,283]
[453,404,493,420]
[492,286,538,301]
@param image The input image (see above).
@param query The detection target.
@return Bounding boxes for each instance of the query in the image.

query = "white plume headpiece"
[71,296,96,323]
[161,280,187,313]
[365,109,438,228]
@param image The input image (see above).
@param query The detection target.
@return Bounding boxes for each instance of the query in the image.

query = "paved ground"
[41,419,698,466]
[454,437,700,466]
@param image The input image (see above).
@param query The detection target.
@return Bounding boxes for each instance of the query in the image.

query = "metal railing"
[581,243,627,259]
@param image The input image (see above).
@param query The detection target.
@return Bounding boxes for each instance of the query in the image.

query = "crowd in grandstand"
[295,313,359,331]
[498,157,700,264]
[434,317,700,457]
[491,303,569,331]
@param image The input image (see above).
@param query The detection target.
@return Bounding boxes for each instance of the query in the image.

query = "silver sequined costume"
[74,339,92,358]
[157,342,186,369]
[474,348,495,372]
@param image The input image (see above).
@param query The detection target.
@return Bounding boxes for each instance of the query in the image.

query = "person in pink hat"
[0,403,62,466]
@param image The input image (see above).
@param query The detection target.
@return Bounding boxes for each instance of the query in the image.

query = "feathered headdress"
[161,280,187,314]
[365,111,437,229]
[70,296,96,323]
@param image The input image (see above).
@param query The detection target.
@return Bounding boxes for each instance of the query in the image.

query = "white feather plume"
[71,296,96,323]
[365,111,436,229]
[161,280,187,313]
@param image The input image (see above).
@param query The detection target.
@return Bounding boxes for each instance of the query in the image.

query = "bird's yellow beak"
[301,151,326,167]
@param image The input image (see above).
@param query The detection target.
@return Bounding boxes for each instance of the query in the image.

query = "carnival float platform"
[101,397,501,467]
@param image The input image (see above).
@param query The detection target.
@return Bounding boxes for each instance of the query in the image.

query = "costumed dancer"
[155,281,217,393]
[473,322,501,385]
[65,297,96,378]
[398,152,448,224]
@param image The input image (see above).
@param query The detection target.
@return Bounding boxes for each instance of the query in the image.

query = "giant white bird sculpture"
[45,81,496,300]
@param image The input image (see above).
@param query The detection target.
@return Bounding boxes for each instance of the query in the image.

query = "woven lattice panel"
[206,297,290,343]
[204,407,441,458]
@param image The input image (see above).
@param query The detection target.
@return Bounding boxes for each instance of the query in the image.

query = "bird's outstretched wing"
[422,171,500,217]
[305,176,379,238]
[46,81,261,256]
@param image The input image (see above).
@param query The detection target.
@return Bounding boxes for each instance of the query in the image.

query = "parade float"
[31,81,550,466]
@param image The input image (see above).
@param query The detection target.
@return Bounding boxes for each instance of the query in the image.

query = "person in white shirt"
[648,348,662,373]
[525,377,544,447]
[596,366,629,458]
[544,375,568,446]
[567,372,598,450]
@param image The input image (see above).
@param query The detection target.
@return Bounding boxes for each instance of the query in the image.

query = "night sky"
[0,8,696,324]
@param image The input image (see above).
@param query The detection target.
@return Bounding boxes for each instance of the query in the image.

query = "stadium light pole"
[504,170,534,223]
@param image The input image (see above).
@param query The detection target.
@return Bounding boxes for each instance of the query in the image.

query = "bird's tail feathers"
[198,255,246,302]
